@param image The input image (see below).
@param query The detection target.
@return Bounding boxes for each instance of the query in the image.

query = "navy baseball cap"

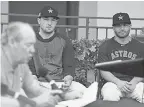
[112,12,131,26]
[38,6,59,19]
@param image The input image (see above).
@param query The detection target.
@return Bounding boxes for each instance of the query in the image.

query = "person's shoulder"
[55,32,71,41]
[131,38,144,46]
[99,38,113,48]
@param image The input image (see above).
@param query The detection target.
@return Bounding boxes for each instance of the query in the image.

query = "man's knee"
[135,82,144,92]
[101,82,121,101]
[130,82,144,103]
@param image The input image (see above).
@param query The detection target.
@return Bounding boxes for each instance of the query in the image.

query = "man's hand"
[125,82,137,93]
[125,76,143,94]
[116,80,131,93]
[33,90,63,107]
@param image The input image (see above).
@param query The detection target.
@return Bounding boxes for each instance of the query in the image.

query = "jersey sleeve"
[61,35,75,77]
[98,41,109,63]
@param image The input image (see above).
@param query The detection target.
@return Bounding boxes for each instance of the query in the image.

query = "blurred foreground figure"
[1,96,20,107]
[1,22,63,107]
[98,12,144,103]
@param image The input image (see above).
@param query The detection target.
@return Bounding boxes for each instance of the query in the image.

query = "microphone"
[1,83,37,107]
[38,67,60,90]
[62,75,73,91]
[38,67,64,101]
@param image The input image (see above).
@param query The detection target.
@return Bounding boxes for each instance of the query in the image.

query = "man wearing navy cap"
[31,6,75,81]
[98,12,144,103]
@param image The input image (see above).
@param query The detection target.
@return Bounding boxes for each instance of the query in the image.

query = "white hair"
[1,21,35,45]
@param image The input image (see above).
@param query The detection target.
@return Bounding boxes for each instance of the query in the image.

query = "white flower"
[89,45,96,52]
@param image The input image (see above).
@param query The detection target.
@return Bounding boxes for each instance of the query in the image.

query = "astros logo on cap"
[48,8,53,13]
[118,15,123,20]
[38,6,59,19]
[112,12,131,26]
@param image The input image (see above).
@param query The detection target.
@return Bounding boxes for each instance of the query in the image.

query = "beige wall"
[97,1,144,40]
[78,1,97,40]
[78,1,144,40]
[1,1,9,32]
[2,1,144,40]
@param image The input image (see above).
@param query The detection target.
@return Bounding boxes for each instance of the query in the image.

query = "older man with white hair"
[1,22,63,107]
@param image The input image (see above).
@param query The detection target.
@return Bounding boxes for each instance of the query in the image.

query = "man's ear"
[113,26,116,31]
[129,24,132,29]
[8,38,18,48]
[37,18,41,25]
[56,19,59,24]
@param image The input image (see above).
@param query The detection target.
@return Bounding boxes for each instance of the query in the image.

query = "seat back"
[96,70,107,99]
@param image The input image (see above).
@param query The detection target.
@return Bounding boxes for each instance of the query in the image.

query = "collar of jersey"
[36,32,58,42]
[113,37,133,46]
